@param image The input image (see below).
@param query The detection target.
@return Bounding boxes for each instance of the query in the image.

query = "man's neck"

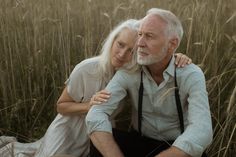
[146,55,172,85]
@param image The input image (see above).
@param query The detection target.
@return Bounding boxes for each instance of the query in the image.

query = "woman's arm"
[56,87,110,116]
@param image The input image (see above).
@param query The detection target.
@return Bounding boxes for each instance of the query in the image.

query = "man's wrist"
[155,146,191,157]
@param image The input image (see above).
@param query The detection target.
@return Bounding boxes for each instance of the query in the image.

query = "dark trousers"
[90,129,174,157]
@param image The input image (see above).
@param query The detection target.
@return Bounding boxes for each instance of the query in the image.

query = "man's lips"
[138,51,148,57]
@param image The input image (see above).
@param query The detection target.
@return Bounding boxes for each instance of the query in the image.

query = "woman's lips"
[115,57,124,64]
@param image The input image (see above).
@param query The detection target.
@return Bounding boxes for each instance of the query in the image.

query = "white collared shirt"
[86,57,213,157]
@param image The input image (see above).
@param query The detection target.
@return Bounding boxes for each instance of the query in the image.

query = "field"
[0,0,235,156]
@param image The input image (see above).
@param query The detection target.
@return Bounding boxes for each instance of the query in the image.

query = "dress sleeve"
[65,64,85,102]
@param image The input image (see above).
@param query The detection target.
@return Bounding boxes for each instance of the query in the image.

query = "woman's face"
[111,28,137,69]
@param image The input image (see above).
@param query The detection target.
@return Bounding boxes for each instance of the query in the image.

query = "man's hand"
[155,146,191,157]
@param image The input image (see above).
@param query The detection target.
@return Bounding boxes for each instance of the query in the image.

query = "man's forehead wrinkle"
[139,15,166,35]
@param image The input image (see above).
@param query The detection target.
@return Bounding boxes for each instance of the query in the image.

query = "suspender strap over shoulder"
[138,70,143,135]
[174,67,185,133]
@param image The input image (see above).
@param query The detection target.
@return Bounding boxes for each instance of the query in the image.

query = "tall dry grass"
[0,0,235,156]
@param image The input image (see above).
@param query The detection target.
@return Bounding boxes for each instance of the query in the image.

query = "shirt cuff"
[86,112,112,135]
[172,139,204,157]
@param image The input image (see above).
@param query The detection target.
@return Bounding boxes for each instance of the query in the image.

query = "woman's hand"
[89,90,111,107]
[174,53,192,67]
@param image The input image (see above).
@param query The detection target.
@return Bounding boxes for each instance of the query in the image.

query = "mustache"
[137,48,147,53]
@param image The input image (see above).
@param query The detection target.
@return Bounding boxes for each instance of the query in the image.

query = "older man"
[86,8,212,157]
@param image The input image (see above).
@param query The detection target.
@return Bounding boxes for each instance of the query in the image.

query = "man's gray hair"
[147,8,183,46]
[98,19,140,81]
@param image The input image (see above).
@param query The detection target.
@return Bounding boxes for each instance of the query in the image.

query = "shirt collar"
[164,55,175,77]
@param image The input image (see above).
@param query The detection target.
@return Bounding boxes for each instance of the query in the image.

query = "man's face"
[137,14,170,65]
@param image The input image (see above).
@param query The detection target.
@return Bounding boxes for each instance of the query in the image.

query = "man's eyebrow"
[143,32,156,37]
[138,31,154,34]
[146,32,154,35]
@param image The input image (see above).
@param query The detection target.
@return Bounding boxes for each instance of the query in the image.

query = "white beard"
[137,46,168,65]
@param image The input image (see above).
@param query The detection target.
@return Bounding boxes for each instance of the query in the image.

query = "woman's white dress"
[0,57,108,157]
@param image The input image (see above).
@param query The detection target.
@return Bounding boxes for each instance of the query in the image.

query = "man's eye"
[146,34,153,38]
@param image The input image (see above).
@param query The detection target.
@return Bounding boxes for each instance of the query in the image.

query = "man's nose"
[137,36,145,47]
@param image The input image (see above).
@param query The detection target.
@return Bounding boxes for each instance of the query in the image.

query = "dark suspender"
[174,67,185,133]
[138,70,144,135]
[138,67,184,134]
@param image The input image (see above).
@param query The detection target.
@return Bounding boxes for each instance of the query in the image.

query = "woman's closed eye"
[117,41,125,48]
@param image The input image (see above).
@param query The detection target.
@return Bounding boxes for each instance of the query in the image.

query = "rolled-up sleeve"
[173,69,213,157]
[86,70,128,134]
[86,106,113,134]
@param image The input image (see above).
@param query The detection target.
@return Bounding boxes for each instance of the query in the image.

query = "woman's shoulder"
[75,57,100,68]
[67,57,100,80]
[72,57,100,72]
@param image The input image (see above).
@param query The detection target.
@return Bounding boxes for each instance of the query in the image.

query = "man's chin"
[137,60,148,65]
[137,56,153,65]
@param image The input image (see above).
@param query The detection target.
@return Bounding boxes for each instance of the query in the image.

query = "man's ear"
[168,38,178,53]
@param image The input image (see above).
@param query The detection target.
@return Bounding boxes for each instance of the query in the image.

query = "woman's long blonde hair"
[98,19,140,82]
